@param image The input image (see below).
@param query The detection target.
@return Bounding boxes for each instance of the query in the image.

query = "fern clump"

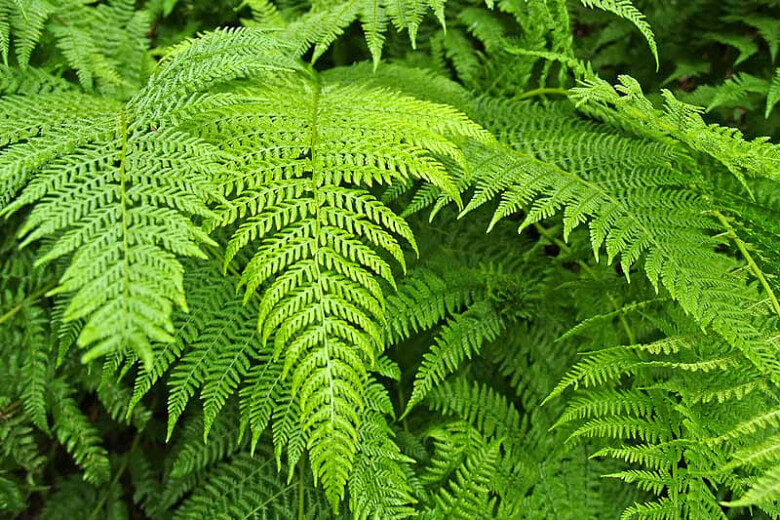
[0,0,778,519]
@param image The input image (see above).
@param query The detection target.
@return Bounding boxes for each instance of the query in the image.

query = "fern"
[405,300,503,412]
[463,94,779,378]
[572,74,780,184]
[579,0,658,66]
[550,303,779,518]
[186,69,489,506]
[0,0,152,94]
[0,28,295,365]
[1,1,779,519]
[725,465,780,508]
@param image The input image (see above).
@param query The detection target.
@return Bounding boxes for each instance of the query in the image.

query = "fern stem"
[514,87,569,100]
[308,80,335,431]
[396,380,410,432]
[88,430,142,520]
[304,76,344,510]
[0,282,57,326]
[533,223,637,344]
[298,456,305,520]
[117,110,132,355]
[712,211,780,316]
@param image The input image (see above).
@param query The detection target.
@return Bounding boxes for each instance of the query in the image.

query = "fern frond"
[768,68,780,118]
[0,64,72,95]
[40,474,127,520]
[705,73,770,113]
[423,424,501,520]
[464,96,779,377]
[190,71,489,506]
[405,302,503,413]
[0,0,151,94]
[384,263,482,344]
[240,344,287,451]
[553,389,655,429]
[711,407,780,443]
[171,452,325,520]
[18,305,49,431]
[162,263,262,440]
[723,464,780,507]
[282,0,497,65]
[572,75,780,184]
[349,380,417,520]
[579,0,658,67]
[426,376,523,449]
[0,473,24,513]
[0,402,45,472]
[1,28,293,365]
[48,379,110,484]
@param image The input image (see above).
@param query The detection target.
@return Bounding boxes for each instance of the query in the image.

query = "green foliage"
[0,27,295,367]
[0,0,152,95]
[0,1,778,519]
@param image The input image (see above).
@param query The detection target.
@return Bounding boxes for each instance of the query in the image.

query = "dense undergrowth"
[0,0,778,518]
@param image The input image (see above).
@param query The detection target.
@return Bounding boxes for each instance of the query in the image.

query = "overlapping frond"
[463,95,780,378]
[550,305,779,519]
[0,28,294,365]
[162,264,261,440]
[349,378,417,520]
[277,0,496,66]
[0,0,151,94]
[405,301,503,413]
[572,75,780,184]
[702,71,779,118]
[0,1,778,519]
[171,452,325,520]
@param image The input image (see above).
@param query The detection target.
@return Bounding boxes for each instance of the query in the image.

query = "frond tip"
[579,0,658,68]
